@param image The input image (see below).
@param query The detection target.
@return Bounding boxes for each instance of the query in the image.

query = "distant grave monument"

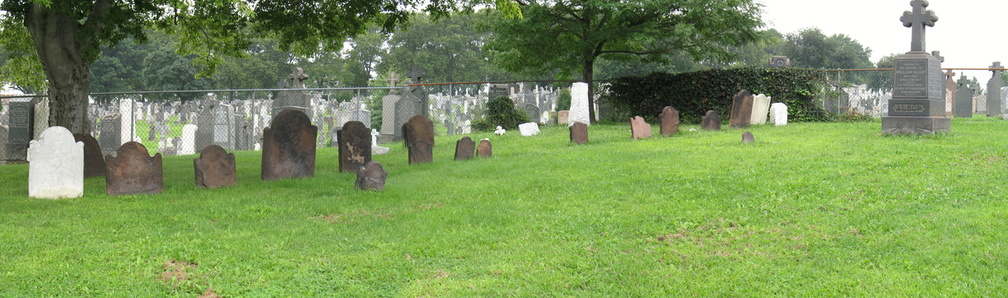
[7,99,33,161]
[380,72,402,141]
[700,110,721,131]
[402,115,434,164]
[986,62,1004,117]
[659,106,680,137]
[569,83,591,126]
[881,0,951,134]
[455,136,475,161]
[954,75,974,117]
[261,109,317,180]
[273,68,312,119]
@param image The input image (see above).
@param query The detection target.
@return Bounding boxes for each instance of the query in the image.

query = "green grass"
[3,116,1008,296]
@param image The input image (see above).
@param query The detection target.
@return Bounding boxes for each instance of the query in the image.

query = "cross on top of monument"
[900,0,938,52]
[957,75,970,86]
[407,67,426,83]
[991,61,1003,73]
[931,51,944,63]
[288,67,309,88]
[386,72,401,87]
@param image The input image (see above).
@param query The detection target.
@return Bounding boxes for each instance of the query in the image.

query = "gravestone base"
[881,116,950,135]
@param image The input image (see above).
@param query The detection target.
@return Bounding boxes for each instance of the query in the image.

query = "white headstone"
[769,103,788,126]
[518,122,540,136]
[371,129,389,155]
[750,94,771,125]
[180,124,197,155]
[569,82,591,126]
[28,126,83,199]
[119,99,134,145]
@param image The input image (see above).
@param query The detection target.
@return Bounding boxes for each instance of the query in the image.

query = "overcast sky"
[758,0,1006,80]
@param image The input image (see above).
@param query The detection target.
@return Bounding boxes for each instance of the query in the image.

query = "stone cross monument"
[882,0,950,134]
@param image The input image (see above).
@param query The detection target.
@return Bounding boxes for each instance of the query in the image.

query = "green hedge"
[602,67,831,124]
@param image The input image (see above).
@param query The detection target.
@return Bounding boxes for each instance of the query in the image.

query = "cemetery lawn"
[3,117,1008,296]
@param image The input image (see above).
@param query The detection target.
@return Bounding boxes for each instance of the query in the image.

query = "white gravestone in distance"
[180,124,197,155]
[371,129,389,155]
[569,82,591,126]
[28,126,83,199]
[518,122,540,136]
[769,103,788,126]
[750,94,771,125]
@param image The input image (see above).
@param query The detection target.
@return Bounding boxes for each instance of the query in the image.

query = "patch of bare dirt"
[160,259,197,286]
[199,287,221,298]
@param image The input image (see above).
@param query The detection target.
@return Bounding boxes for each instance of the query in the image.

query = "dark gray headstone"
[105,142,163,196]
[883,0,950,134]
[337,121,372,173]
[394,94,423,138]
[454,136,475,160]
[954,75,974,118]
[986,62,1003,117]
[261,109,317,181]
[272,68,312,118]
[700,110,721,131]
[73,133,106,178]
[99,115,121,155]
[523,104,540,123]
[742,131,755,143]
[729,90,753,129]
[7,100,32,161]
[659,106,680,137]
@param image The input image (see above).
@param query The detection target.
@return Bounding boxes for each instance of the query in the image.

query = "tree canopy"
[483,0,764,122]
[779,28,873,70]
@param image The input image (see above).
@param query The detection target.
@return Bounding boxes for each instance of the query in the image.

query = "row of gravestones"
[562,90,790,145]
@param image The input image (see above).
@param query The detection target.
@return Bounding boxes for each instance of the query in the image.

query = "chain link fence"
[822,68,994,118]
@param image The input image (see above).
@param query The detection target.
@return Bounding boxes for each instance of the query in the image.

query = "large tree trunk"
[583,59,595,123]
[25,4,91,134]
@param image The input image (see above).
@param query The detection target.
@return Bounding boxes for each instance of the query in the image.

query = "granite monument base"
[881,115,950,135]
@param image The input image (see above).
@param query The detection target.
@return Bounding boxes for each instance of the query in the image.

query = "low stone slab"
[74,133,106,178]
[477,139,492,158]
[742,131,755,143]
[194,145,236,189]
[355,161,387,191]
[519,122,540,136]
[29,126,83,199]
[261,109,317,181]
[659,106,680,137]
[630,116,652,139]
[455,137,475,160]
[402,115,434,164]
[105,142,163,196]
[570,122,588,144]
[701,110,722,131]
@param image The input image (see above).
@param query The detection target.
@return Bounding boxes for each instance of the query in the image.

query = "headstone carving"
[882,0,950,134]
[261,109,317,180]
[570,122,588,144]
[105,142,163,196]
[700,110,721,131]
[28,126,83,199]
[569,82,591,126]
[750,94,771,125]
[477,139,492,158]
[355,161,387,191]
[986,62,1004,117]
[455,136,475,160]
[402,115,434,164]
[729,90,754,128]
[337,121,371,173]
[769,103,788,126]
[742,131,755,143]
[73,133,106,178]
[193,144,236,189]
[518,122,540,136]
[954,75,973,117]
[630,116,651,139]
[659,106,680,137]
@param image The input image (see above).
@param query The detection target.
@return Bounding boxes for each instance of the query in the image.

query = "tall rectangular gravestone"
[986,62,1004,117]
[6,99,32,161]
[882,0,950,134]
[954,75,973,118]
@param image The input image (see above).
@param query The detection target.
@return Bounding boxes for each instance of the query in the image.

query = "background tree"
[780,28,873,70]
[483,0,763,122]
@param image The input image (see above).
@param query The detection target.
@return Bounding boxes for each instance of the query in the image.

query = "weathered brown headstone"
[402,115,434,164]
[742,131,755,143]
[194,145,236,189]
[569,121,588,144]
[105,142,163,196]
[659,106,680,137]
[630,116,652,139]
[729,90,754,128]
[337,121,371,172]
[73,133,105,178]
[700,110,721,131]
[355,161,387,191]
[261,109,317,181]
[455,137,475,160]
[477,139,492,158]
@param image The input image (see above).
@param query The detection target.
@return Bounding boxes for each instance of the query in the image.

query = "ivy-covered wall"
[601,67,831,124]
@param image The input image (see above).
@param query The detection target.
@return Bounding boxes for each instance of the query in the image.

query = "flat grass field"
[2,117,1008,296]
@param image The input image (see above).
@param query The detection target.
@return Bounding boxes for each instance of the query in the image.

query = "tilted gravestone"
[954,75,974,117]
[194,144,236,189]
[659,106,680,137]
[569,122,588,144]
[986,62,1004,117]
[28,126,83,199]
[519,122,540,136]
[882,0,950,134]
[729,90,754,129]
[477,139,492,158]
[630,116,651,139]
[337,121,372,173]
[73,133,106,178]
[455,136,475,160]
[402,115,434,164]
[261,109,318,180]
[750,94,771,125]
[7,99,33,161]
[742,131,755,144]
[700,110,722,131]
[105,142,163,196]
[355,161,387,191]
